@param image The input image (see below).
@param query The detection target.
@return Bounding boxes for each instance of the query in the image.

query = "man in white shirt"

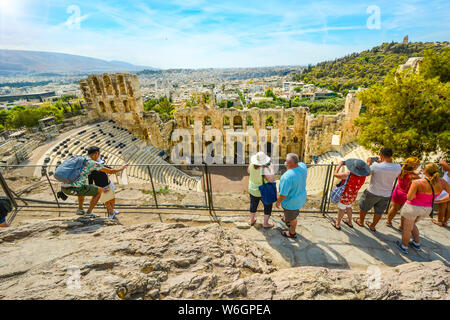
[354,148,401,231]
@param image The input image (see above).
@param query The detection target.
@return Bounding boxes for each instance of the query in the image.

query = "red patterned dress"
[340,173,366,205]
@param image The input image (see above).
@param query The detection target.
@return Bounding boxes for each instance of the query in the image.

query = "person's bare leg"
[371,214,382,229]
[263,215,273,227]
[105,200,113,215]
[345,207,353,226]
[411,221,420,244]
[386,203,401,225]
[399,216,405,230]
[335,209,345,228]
[356,210,366,226]
[444,203,449,226]
[289,219,297,235]
[87,188,102,214]
[402,219,414,247]
[249,212,256,225]
[78,196,85,210]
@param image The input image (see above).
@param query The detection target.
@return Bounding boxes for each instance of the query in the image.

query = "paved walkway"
[235,213,450,270]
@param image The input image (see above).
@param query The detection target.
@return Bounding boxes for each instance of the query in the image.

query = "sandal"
[250,219,256,226]
[280,230,297,239]
[353,217,364,227]
[366,221,376,232]
[263,224,274,229]
[342,219,353,228]
[331,221,341,230]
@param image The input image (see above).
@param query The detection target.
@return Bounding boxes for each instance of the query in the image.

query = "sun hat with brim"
[345,158,370,177]
[250,152,271,166]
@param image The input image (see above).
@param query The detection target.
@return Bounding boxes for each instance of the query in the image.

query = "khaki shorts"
[283,208,300,223]
[400,203,431,222]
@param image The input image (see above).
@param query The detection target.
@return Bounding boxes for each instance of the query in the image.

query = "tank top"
[407,179,443,207]
[248,165,268,197]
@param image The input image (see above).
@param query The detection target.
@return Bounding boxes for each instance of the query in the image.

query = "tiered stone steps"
[41,121,201,191]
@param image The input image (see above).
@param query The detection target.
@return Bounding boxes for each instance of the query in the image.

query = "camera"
[371,157,379,163]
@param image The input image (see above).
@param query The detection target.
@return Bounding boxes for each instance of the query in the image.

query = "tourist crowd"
[247,148,449,254]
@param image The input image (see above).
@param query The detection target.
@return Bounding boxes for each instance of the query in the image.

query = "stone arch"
[103,75,113,95]
[110,101,119,113]
[293,136,299,143]
[223,116,230,126]
[99,101,106,113]
[123,100,130,112]
[126,81,134,96]
[204,116,212,126]
[233,115,243,127]
[117,75,127,95]
[265,115,274,127]
[93,77,102,95]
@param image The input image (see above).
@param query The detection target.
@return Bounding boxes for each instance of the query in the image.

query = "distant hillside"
[0,50,156,75]
[295,41,449,94]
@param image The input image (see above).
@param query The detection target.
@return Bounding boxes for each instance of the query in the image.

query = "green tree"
[355,66,449,159]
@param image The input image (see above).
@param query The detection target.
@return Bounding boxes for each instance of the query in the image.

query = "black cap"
[87,146,100,155]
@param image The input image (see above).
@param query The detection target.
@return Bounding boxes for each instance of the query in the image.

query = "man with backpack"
[59,146,128,218]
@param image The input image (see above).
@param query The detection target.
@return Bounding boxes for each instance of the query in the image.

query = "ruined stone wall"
[80,73,363,163]
[303,89,363,162]
[79,73,169,148]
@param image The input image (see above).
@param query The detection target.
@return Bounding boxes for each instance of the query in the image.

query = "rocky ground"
[0,217,448,300]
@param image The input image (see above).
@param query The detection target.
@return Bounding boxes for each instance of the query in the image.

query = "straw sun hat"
[250,152,271,166]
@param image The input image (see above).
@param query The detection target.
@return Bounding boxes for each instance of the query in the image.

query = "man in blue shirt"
[276,153,307,239]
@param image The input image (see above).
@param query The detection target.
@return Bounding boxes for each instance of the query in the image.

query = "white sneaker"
[76,209,85,215]
[113,209,120,215]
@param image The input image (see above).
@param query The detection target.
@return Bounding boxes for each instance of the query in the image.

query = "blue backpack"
[330,173,351,203]
[54,156,87,184]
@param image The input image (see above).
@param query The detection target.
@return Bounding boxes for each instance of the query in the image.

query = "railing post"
[326,163,336,213]
[43,166,62,217]
[320,164,331,214]
[147,165,159,209]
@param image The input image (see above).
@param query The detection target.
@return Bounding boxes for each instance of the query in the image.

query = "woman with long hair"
[385,157,420,229]
[396,163,450,254]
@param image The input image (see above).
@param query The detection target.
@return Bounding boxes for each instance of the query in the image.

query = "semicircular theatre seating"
[40,121,201,191]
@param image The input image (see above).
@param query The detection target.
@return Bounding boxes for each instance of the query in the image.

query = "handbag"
[330,173,351,203]
[258,178,277,205]
[100,185,115,203]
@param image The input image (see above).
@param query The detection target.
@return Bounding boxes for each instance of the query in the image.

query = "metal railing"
[0,162,342,225]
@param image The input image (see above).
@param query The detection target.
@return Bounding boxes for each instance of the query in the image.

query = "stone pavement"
[230,213,449,270]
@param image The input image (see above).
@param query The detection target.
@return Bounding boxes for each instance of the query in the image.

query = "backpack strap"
[424,177,435,218]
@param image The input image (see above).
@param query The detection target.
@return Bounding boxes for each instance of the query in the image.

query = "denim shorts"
[249,194,273,215]
[0,217,5,224]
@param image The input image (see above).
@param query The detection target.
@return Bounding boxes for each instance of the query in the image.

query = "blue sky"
[0,0,449,68]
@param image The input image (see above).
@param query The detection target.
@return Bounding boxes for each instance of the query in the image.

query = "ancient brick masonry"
[80,73,363,163]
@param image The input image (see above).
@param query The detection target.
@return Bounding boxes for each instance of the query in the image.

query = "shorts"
[249,194,273,215]
[392,187,408,205]
[0,217,5,224]
[62,184,99,197]
[359,189,390,215]
[283,208,300,222]
[400,203,431,222]
[338,202,353,210]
